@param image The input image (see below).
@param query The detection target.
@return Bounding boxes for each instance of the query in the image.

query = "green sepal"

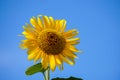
[25,63,47,75]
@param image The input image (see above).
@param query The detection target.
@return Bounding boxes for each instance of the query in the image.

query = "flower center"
[38,29,66,55]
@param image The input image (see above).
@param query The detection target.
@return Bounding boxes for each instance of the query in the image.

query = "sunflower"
[20,15,80,71]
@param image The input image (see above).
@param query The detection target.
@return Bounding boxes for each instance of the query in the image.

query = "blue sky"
[0,0,120,80]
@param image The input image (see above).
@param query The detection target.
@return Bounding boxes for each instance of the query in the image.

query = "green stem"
[46,67,50,80]
[43,72,46,80]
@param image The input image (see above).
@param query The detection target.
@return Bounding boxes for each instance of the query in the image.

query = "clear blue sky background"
[0,0,120,80]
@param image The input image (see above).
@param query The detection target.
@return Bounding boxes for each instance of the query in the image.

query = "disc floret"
[38,29,66,55]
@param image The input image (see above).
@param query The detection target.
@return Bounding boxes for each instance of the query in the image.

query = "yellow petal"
[37,16,43,29]
[30,17,41,31]
[67,45,79,52]
[34,51,42,62]
[55,55,63,70]
[22,31,36,39]
[22,24,37,39]
[20,40,28,49]
[55,20,60,30]
[42,54,49,69]
[66,38,80,45]
[41,54,48,69]
[23,39,38,49]
[55,55,62,65]
[49,16,55,29]
[64,29,78,38]
[57,63,64,70]
[63,49,77,58]
[20,43,27,49]
[27,46,39,55]
[56,20,64,31]
[59,54,74,65]
[50,55,56,72]
[61,20,66,32]
[62,50,76,63]
[42,16,50,28]
[28,50,38,60]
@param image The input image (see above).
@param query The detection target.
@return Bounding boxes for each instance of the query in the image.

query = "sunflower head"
[37,29,66,55]
[20,15,80,71]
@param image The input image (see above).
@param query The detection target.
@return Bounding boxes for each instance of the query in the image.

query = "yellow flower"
[20,15,80,72]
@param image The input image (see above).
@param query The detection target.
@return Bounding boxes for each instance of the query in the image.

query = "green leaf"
[25,63,47,75]
[52,76,83,80]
